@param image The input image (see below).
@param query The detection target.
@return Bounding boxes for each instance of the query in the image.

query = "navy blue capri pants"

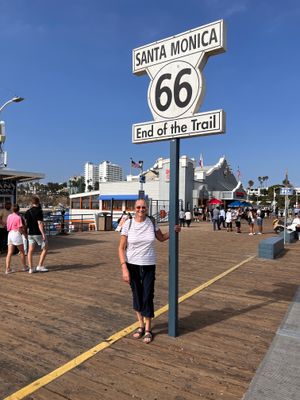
[127,263,156,318]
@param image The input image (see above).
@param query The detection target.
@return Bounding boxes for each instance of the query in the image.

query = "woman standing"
[225,208,233,232]
[184,209,192,227]
[119,199,180,344]
[248,208,256,235]
[5,204,27,274]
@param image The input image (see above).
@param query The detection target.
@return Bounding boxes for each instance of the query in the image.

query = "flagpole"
[139,160,144,196]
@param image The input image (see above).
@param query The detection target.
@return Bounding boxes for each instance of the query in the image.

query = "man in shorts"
[25,196,48,273]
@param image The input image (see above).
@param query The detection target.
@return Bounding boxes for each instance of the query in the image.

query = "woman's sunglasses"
[136,206,146,210]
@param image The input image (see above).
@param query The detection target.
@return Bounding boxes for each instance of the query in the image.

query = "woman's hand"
[122,264,130,284]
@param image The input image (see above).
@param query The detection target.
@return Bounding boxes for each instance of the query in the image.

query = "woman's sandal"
[132,327,145,339]
[143,331,153,344]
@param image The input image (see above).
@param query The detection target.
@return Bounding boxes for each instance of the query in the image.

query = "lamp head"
[12,97,24,103]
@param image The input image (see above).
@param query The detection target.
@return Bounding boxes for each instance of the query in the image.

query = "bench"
[279,230,297,243]
[258,236,284,259]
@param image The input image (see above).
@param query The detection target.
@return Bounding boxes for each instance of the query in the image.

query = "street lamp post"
[0,96,24,168]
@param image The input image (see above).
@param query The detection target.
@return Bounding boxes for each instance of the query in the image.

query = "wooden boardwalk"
[0,220,299,399]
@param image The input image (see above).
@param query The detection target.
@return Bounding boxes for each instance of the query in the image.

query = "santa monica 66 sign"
[132,20,226,143]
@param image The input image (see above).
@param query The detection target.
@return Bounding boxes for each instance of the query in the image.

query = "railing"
[151,211,169,223]
[43,213,97,235]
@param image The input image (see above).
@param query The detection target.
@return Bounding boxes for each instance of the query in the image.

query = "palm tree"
[248,180,254,189]
[247,180,254,201]
[258,176,263,188]
[263,176,269,188]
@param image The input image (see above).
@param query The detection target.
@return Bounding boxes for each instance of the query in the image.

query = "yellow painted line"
[154,255,255,318]
[4,255,255,400]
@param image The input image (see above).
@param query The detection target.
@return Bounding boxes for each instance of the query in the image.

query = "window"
[102,199,123,211]
[102,200,111,211]
[91,195,99,209]
[82,197,90,209]
[126,200,135,211]
[71,198,80,209]
[113,200,122,210]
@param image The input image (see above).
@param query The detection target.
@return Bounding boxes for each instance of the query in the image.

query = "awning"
[99,195,148,201]
[0,168,45,182]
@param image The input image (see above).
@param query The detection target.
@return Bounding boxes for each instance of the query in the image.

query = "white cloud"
[0,16,46,37]
[223,2,248,18]
[203,0,248,18]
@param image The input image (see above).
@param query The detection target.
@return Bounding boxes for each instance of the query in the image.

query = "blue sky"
[1,0,299,187]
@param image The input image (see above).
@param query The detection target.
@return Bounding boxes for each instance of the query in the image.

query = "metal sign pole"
[168,138,180,337]
[284,192,287,244]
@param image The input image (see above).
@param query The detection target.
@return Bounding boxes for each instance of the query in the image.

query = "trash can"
[105,215,112,231]
[98,213,112,231]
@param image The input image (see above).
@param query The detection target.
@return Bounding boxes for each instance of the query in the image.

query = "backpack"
[260,210,265,219]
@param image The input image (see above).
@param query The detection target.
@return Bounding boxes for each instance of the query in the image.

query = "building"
[99,161,123,183]
[247,187,268,198]
[84,162,99,192]
[70,155,246,221]
[0,168,44,208]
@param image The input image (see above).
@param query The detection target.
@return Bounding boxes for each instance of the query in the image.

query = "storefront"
[0,168,44,208]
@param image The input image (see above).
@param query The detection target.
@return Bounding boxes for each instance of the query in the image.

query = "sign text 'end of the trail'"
[132,110,225,144]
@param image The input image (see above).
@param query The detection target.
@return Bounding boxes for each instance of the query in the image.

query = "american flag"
[237,166,241,179]
[131,158,143,169]
[199,153,204,168]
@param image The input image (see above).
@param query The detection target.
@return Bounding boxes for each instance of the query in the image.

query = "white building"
[84,162,99,192]
[99,161,123,183]
[247,187,268,198]
[71,156,246,222]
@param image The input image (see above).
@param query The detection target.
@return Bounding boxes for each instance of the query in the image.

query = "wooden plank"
[1,220,299,399]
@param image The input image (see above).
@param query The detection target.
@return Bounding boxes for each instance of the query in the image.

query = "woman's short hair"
[13,204,20,213]
[32,196,40,206]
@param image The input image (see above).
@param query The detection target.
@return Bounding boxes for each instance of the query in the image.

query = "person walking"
[5,204,27,274]
[193,206,199,222]
[118,199,180,344]
[212,207,220,231]
[256,208,264,234]
[219,207,226,228]
[0,201,12,253]
[179,209,185,227]
[25,196,48,273]
[116,211,128,232]
[184,209,192,227]
[248,209,256,235]
[234,207,242,233]
[225,208,233,232]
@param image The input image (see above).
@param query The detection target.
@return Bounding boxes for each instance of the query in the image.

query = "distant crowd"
[208,206,267,235]
[178,204,300,236]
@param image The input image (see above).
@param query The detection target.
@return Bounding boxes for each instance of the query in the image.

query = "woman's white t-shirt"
[225,211,232,223]
[121,217,159,265]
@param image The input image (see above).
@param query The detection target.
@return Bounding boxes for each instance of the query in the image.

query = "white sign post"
[132,20,227,337]
[280,187,294,244]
